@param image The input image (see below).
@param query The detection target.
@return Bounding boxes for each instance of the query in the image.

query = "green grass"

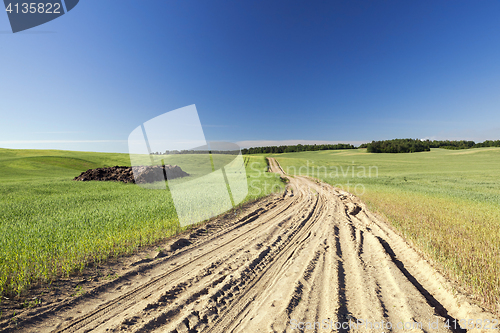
[272,148,500,311]
[0,148,283,296]
[0,148,131,182]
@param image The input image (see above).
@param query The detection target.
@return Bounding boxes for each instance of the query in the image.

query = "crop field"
[0,148,283,296]
[272,148,500,311]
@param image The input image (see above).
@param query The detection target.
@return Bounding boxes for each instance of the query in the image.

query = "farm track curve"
[4,158,496,333]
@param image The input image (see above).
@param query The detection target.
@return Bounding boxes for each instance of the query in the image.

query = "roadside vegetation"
[0,148,283,297]
[272,148,500,312]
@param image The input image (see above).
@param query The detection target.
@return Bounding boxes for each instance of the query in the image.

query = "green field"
[0,148,283,296]
[273,148,500,311]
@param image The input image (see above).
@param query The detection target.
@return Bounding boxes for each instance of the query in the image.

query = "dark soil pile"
[133,165,190,183]
[73,165,189,184]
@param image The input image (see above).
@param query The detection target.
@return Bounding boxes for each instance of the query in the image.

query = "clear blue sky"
[1,0,500,152]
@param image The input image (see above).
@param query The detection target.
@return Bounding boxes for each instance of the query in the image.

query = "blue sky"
[1,0,500,152]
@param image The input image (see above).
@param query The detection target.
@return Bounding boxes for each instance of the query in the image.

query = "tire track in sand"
[8,158,497,333]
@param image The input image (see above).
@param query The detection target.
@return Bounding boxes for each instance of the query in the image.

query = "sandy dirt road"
[5,158,496,332]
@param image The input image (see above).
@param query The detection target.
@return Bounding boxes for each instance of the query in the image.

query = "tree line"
[433,139,500,149]
[360,139,500,153]
[151,150,240,155]
[149,139,500,155]
[241,143,356,155]
[360,139,430,153]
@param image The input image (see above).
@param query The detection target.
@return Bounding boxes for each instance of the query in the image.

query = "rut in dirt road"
[6,158,495,333]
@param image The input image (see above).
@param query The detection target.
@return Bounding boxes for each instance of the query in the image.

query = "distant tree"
[242,143,356,155]
[364,138,500,153]
[366,139,431,153]
[170,139,500,156]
